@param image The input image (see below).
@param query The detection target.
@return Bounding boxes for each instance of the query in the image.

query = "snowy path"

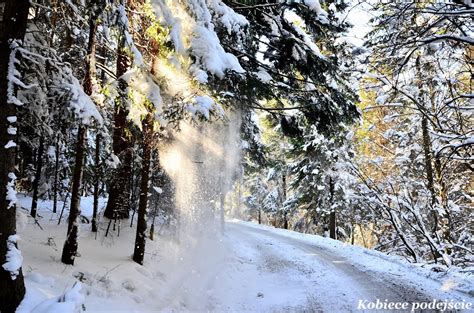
[155,221,472,312]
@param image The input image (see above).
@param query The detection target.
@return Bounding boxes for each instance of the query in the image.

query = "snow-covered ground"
[14,195,473,312]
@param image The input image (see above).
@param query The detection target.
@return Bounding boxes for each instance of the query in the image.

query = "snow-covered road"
[227,222,432,312]
[154,221,472,312]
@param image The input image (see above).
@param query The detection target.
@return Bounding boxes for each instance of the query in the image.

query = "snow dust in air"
[159,112,242,239]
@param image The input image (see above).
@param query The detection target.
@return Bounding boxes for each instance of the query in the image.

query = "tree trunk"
[83,14,97,93]
[281,172,288,229]
[149,194,158,241]
[434,157,452,245]
[238,180,242,215]
[87,4,102,233]
[0,1,29,311]
[350,222,355,245]
[329,212,336,239]
[359,224,368,248]
[61,126,86,265]
[92,133,100,232]
[61,6,100,263]
[104,107,132,220]
[30,136,45,218]
[104,1,134,220]
[129,154,138,226]
[220,192,225,234]
[421,116,436,205]
[52,138,60,213]
[416,56,439,240]
[429,82,452,248]
[329,177,336,239]
[133,111,153,265]
[149,222,155,241]
[149,157,161,240]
